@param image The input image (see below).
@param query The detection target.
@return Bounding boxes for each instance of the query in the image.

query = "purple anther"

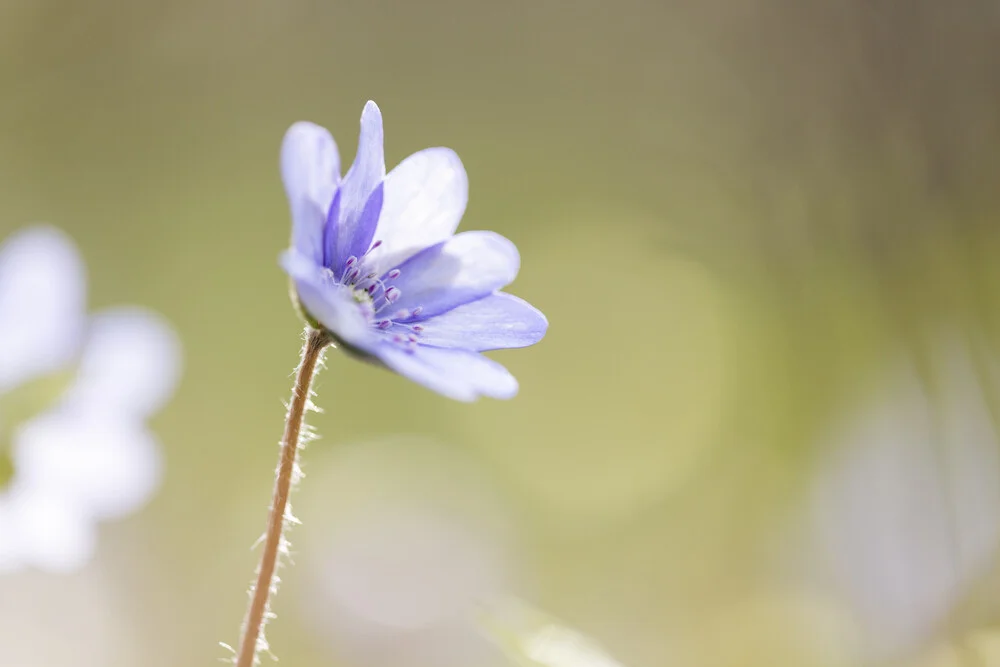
[367,284,377,294]
[411,307,423,317]
[387,269,401,280]
[376,320,392,330]
[412,325,424,332]
[370,240,383,250]
[385,287,401,303]
[344,256,357,268]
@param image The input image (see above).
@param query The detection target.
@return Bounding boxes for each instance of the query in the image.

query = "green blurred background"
[3,1,1000,666]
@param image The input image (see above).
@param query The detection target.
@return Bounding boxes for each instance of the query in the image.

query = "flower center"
[334,241,424,353]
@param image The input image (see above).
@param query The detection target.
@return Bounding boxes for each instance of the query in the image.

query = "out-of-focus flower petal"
[811,339,1000,659]
[389,231,520,320]
[282,121,340,265]
[0,483,96,573]
[335,101,386,270]
[375,345,518,402]
[64,307,182,418]
[298,436,516,667]
[365,147,468,273]
[14,410,162,520]
[0,226,86,392]
[413,293,547,351]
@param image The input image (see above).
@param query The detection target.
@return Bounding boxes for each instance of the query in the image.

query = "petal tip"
[361,100,383,124]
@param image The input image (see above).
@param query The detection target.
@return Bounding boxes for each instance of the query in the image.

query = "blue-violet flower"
[279,101,547,401]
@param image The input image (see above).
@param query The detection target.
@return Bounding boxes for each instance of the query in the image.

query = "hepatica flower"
[230,102,546,667]
[0,226,180,573]
[279,101,547,401]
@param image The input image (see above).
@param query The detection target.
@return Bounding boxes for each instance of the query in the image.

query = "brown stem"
[234,328,330,667]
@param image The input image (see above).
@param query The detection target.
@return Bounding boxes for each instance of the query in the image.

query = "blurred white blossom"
[0,226,181,573]
[810,336,1000,659]
[296,436,517,667]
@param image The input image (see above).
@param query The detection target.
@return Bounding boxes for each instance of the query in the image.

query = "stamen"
[367,284,377,294]
[376,320,392,330]
[384,287,401,303]
[387,269,401,280]
[411,307,423,317]
[411,325,424,332]
[394,309,411,320]
[369,240,383,251]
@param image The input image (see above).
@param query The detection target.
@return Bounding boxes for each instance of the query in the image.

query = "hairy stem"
[234,328,330,667]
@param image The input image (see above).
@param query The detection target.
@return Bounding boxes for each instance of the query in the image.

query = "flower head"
[279,101,547,401]
[0,226,181,573]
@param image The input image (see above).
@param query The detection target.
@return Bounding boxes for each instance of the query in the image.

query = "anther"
[394,309,411,320]
[387,269,401,280]
[370,240,383,250]
[345,256,357,268]
[367,284,377,294]
[411,325,424,332]
[411,307,423,317]
[384,287,401,303]
[376,320,392,330]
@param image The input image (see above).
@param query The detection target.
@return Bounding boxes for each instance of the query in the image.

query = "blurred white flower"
[810,336,1000,659]
[0,226,181,573]
[296,436,517,667]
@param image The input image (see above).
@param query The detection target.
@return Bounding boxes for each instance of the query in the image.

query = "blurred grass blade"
[478,597,626,667]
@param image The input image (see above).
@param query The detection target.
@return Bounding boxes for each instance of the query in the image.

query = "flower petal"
[364,147,468,274]
[339,182,383,271]
[386,231,520,320]
[14,409,162,521]
[63,307,182,418]
[0,484,96,573]
[280,250,372,347]
[322,187,343,269]
[0,226,86,392]
[412,292,547,351]
[335,101,386,272]
[374,344,518,402]
[281,122,340,265]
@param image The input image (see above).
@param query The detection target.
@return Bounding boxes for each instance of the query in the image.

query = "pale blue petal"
[363,147,468,274]
[65,307,182,419]
[281,122,340,265]
[0,225,87,393]
[409,292,547,351]
[335,101,386,271]
[321,187,342,270]
[340,183,383,269]
[280,250,371,347]
[373,344,518,401]
[385,231,520,319]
